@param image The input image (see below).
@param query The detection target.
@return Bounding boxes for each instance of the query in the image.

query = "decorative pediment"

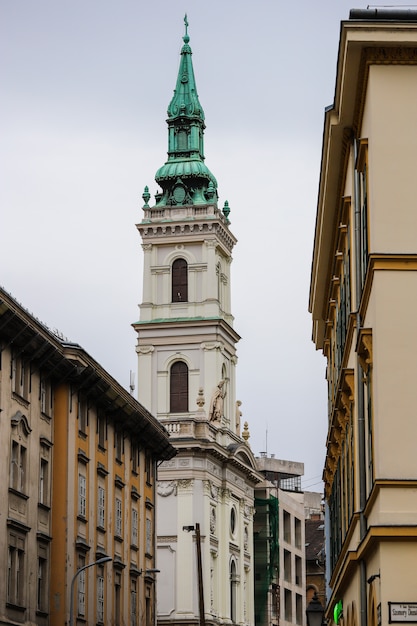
[11,410,31,435]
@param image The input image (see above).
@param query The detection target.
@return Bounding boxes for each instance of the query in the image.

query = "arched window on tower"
[170,361,188,413]
[172,258,188,302]
[230,560,237,623]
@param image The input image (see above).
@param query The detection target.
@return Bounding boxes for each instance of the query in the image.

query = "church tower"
[134,17,260,626]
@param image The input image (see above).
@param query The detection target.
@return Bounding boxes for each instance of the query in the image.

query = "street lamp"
[183,523,205,626]
[139,568,160,576]
[306,591,325,626]
[69,556,112,626]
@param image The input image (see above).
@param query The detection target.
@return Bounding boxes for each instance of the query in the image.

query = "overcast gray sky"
[2,1,406,490]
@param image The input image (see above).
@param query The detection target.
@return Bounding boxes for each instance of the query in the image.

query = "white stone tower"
[134,16,261,626]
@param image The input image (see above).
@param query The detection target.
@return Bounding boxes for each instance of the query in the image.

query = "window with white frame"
[97,567,104,623]
[131,508,138,547]
[146,517,152,555]
[98,486,105,529]
[37,555,47,612]
[115,497,122,537]
[78,395,88,434]
[78,474,86,518]
[39,458,49,506]
[7,532,25,607]
[78,556,86,617]
[10,440,26,493]
[40,378,52,416]
[11,354,29,399]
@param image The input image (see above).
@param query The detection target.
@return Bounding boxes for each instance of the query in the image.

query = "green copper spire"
[153,16,218,208]
[166,14,204,122]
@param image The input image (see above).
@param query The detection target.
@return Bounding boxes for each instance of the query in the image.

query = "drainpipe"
[353,136,367,626]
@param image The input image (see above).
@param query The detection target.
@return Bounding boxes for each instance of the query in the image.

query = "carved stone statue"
[209,380,225,422]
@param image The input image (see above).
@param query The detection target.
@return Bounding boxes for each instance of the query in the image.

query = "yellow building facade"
[309,9,417,626]
[0,287,175,626]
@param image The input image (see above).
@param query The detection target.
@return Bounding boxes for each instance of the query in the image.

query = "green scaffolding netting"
[254,495,279,626]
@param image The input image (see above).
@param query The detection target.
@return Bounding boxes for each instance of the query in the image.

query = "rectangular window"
[284,549,292,583]
[40,379,46,413]
[98,486,105,528]
[131,579,137,626]
[11,355,29,398]
[296,593,303,625]
[145,450,152,484]
[294,517,302,549]
[284,588,292,622]
[39,458,49,505]
[146,517,152,555]
[37,556,47,612]
[356,139,369,288]
[78,474,87,518]
[7,534,25,607]
[10,441,26,493]
[78,560,86,617]
[115,497,122,537]
[40,378,52,416]
[131,442,139,473]
[283,510,291,544]
[78,395,88,434]
[115,572,121,626]
[97,568,104,623]
[295,555,302,587]
[98,415,106,449]
[131,508,138,547]
[115,431,123,461]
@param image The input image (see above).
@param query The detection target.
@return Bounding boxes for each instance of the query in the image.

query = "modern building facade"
[134,17,262,626]
[254,455,306,626]
[0,286,175,626]
[309,8,417,626]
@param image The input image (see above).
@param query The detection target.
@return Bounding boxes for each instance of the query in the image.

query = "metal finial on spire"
[183,14,190,43]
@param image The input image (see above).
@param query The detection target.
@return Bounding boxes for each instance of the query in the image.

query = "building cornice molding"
[355,46,417,134]
[137,217,236,254]
[360,253,417,319]
[133,316,241,344]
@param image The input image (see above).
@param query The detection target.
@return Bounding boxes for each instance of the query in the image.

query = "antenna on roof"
[265,422,268,455]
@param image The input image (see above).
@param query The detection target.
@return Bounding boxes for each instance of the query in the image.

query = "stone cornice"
[360,253,417,320]
[355,46,417,135]
[136,218,236,254]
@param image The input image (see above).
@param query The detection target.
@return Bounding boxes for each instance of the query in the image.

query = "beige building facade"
[309,9,417,626]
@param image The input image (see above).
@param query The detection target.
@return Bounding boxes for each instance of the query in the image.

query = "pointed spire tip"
[183,14,190,44]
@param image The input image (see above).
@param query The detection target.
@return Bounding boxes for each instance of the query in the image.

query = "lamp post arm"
[69,557,112,626]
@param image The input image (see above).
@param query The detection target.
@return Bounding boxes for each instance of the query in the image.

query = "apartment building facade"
[254,456,306,626]
[0,286,175,626]
[309,9,417,626]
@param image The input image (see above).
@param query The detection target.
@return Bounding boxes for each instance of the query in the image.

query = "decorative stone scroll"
[136,345,154,355]
[157,481,177,497]
[324,368,354,497]
[357,328,373,375]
